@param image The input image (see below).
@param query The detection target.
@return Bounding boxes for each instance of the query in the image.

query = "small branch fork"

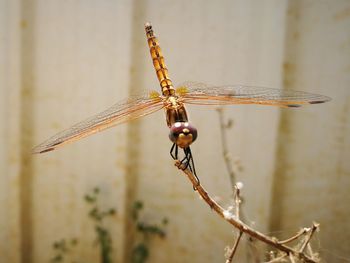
[225,231,243,263]
[174,161,320,263]
[224,183,243,263]
[217,107,259,263]
[216,107,240,190]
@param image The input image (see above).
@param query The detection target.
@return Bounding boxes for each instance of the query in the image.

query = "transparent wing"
[176,82,331,107]
[32,92,164,154]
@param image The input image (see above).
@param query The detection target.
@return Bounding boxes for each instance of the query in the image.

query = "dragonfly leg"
[170,143,190,171]
[170,143,178,160]
[170,144,200,189]
[182,147,200,189]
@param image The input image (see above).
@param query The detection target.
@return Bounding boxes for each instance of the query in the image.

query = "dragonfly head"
[169,122,198,148]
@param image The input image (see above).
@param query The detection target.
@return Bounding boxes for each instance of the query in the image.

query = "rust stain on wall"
[121,1,147,262]
[287,6,300,20]
[20,19,27,29]
[282,62,296,88]
[19,0,37,262]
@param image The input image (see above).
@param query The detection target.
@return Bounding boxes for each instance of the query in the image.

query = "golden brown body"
[145,22,190,132]
[145,22,175,97]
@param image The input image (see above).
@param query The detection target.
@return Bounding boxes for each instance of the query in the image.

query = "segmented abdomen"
[145,23,175,96]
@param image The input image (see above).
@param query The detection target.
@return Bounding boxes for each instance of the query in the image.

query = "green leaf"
[132,243,149,263]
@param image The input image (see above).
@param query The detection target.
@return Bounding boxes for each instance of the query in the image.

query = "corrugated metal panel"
[0,0,348,262]
[270,1,350,262]
[0,0,22,262]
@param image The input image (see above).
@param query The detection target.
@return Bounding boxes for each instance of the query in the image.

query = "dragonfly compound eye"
[169,122,198,148]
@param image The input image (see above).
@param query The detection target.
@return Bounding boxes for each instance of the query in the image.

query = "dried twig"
[217,107,260,263]
[289,253,296,263]
[225,183,243,263]
[216,107,240,189]
[278,228,310,245]
[174,161,318,263]
[215,107,320,263]
[225,231,243,263]
[299,223,319,253]
[233,183,242,220]
[306,244,314,258]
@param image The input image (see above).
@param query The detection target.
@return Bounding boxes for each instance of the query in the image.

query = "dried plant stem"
[234,184,241,220]
[226,231,243,263]
[217,107,237,189]
[175,161,317,263]
[299,223,319,253]
[306,244,314,257]
[217,108,260,263]
[289,254,297,263]
[278,228,309,245]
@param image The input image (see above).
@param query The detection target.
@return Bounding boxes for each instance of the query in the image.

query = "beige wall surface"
[0,0,349,262]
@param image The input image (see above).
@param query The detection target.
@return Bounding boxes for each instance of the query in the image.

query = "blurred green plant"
[50,189,167,263]
[50,238,78,263]
[85,187,116,263]
[131,200,168,263]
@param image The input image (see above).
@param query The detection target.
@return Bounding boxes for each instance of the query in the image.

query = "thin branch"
[289,253,296,263]
[306,243,313,255]
[216,107,238,189]
[299,223,319,253]
[217,108,260,263]
[225,231,243,263]
[306,243,319,262]
[174,161,317,263]
[234,183,242,220]
[278,228,309,245]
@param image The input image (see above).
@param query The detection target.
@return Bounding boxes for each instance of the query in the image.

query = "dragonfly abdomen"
[145,22,175,97]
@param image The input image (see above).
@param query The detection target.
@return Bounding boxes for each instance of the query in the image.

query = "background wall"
[0,0,349,262]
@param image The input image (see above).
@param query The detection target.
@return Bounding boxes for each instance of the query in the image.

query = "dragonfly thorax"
[169,122,198,148]
[165,96,189,127]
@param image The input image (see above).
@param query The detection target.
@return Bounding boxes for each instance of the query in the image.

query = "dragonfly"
[33,22,330,184]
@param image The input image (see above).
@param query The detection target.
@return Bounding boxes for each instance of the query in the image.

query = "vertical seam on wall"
[19,0,36,262]
[122,0,148,262]
[268,0,296,234]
